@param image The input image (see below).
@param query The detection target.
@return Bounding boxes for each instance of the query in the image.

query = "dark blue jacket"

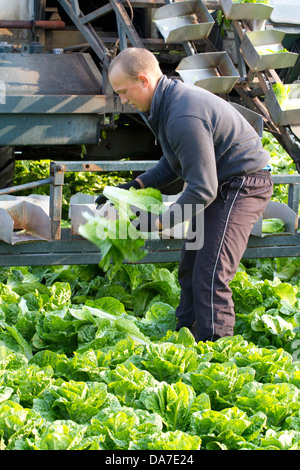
[138,75,270,227]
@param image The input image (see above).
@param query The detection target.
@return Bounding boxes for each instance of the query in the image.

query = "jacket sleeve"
[138,154,180,189]
[159,115,218,229]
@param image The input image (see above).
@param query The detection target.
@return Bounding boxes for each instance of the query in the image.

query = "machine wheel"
[0,146,15,189]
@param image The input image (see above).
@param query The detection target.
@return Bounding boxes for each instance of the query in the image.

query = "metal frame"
[57,0,145,88]
[0,1,300,267]
[232,19,300,165]
[0,160,299,266]
[1,230,299,267]
[57,0,111,69]
[49,161,300,241]
[1,0,299,163]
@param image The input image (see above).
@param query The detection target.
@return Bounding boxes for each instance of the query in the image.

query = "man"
[96,47,273,342]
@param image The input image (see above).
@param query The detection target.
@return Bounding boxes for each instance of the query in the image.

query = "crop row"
[0,260,300,450]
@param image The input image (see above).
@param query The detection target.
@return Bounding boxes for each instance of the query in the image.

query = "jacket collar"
[146,75,173,124]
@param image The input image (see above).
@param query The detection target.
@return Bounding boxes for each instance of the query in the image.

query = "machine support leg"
[50,162,65,240]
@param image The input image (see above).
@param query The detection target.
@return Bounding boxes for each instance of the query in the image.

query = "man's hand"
[95,193,108,208]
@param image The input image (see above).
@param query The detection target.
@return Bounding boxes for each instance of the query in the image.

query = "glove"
[130,206,159,233]
[95,193,108,208]
[95,179,141,209]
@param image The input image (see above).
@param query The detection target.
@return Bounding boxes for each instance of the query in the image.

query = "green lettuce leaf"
[141,342,199,382]
[133,429,201,450]
[189,407,267,450]
[103,185,167,216]
[190,362,255,410]
[100,362,157,407]
[235,381,300,427]
[70,304,151,346]
[262,218,285,233]
[138,381,210,432]
[79,214,149,272]
[79,186,166,272]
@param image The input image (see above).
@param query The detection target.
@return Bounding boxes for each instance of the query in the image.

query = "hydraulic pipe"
[0,20,65,30]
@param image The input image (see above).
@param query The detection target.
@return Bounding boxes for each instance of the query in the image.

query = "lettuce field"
[1,133,300,451]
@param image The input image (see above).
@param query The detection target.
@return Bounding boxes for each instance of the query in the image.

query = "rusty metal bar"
[56,160,157,172]
[0,20,66,29]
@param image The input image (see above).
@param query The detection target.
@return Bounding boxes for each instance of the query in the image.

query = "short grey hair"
[108,47,161,79]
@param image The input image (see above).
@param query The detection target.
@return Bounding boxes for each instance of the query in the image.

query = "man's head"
[108,48,162,112]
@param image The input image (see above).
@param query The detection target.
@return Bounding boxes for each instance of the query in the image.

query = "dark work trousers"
[175,170,273,342]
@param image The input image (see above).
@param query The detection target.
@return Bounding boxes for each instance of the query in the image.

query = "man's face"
[109,66,153,112]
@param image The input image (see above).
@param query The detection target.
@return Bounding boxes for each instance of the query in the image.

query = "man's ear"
[137,73,150,88]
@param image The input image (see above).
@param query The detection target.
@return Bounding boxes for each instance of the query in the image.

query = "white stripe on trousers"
[209,176,246,341]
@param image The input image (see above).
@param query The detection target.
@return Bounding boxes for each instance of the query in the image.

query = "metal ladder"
[57,1,216,62]
[57,0,144,90]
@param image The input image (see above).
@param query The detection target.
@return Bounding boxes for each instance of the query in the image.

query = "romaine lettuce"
[1,261,300,450]
[79,213,149,272]
[103,185,167,217]
[262,218,285,233]
[79,186,167,271]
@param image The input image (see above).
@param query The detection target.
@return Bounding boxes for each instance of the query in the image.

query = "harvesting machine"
[0,0,300,266]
